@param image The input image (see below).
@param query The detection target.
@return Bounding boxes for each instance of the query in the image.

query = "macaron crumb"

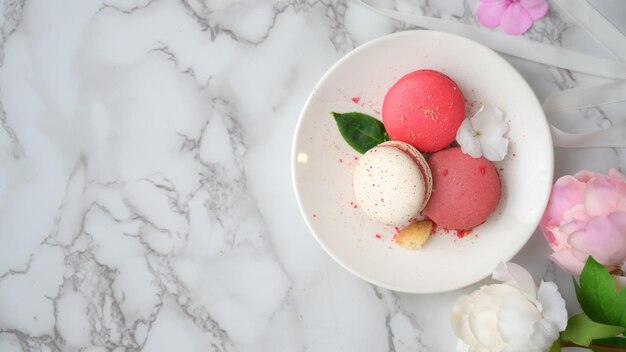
[395,220,433,250]
[456,228,473,238]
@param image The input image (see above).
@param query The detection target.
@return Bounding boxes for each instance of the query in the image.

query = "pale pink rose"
[476,0,549,35]
[540,169,626,275]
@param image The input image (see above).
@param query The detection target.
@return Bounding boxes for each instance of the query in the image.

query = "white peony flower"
[456,106,509,161]
[451,262,567,352]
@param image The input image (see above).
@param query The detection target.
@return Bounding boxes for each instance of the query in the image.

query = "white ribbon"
[545,80,626,148]
[550,125,626,148]
[547,0,626,147]
[354,0,626,148]
[543,81,626,114]
[552,0,626,61]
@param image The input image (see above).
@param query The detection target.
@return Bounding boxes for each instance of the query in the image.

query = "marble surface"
[1,0,625,351]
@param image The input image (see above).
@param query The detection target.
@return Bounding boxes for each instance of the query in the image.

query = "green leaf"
[591,337,626,351]
[332,112,389,154]
[575,257,616,323]
[561,313,625,347]
[574,256,626,328]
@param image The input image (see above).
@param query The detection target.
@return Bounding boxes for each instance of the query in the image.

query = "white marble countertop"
[1,0,625,351]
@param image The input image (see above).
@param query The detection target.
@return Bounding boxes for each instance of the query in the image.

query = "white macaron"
[353,141,433,225]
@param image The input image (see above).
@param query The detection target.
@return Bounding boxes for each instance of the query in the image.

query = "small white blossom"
[456,106,509,161]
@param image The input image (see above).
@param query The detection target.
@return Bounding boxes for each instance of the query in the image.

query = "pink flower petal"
[545,175,585,225]
[539,213,553,241]
[560,219,586,236]
[570,243,590,262]
[608,168,626,181]
[562,204,591,223]
[550,250,585,275]
[501,3,533,35]
[539,210,553,236]
[541,226,558,249]
[520,0,549,20]
[476,0,508,28]
[585,176,619,217]
[574,170,601,183]
[569,212,626,266]
[543,220,583,251]
[617,182,626,213]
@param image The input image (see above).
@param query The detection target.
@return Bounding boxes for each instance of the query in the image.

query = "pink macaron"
[423,147,501,230]
[382,69,465,153]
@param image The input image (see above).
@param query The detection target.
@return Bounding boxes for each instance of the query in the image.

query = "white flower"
[456,106,509,161]
[451,262,567,352]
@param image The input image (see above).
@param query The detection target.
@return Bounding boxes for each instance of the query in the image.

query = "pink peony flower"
[476,0,549,35]
[540,169,626,275]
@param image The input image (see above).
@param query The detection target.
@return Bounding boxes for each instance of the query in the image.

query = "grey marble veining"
[0,0,624,351]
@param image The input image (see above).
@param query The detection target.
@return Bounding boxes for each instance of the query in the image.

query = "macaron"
[423,147,501,230]
[353,141,433,225]
[382,69,465,153]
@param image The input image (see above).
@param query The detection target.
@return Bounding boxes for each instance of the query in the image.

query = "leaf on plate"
[332,112,389,154]
[561,313,625,347]
[574,256,626,328]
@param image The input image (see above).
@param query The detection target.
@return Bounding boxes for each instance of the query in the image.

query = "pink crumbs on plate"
[351,97,361,104]
[456,228,473,238]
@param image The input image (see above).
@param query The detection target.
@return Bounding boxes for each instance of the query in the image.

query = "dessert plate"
[292,30,553,293]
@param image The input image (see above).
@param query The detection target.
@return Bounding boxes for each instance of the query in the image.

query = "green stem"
[562,340,626,351]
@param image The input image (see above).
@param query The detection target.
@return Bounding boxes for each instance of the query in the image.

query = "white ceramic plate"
[292,30,553,293]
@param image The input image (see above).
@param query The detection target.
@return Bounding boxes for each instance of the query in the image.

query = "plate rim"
[291,29,554,293]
